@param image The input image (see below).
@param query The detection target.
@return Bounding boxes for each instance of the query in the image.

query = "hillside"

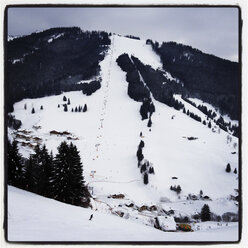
[6,27,110,112]
[7,33,239,242]
[8,186,238,242]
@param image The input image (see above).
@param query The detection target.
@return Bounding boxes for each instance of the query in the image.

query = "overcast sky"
[7,7,239,61]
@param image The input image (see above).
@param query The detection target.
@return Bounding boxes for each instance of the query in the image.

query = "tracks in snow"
[91,37,114,165]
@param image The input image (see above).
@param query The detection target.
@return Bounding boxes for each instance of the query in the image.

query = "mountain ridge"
[6,27,239,121]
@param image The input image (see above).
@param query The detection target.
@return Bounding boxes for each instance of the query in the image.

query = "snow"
[12,58,23,64]
[8,34,239,241]
[157,216,177,231]
[47,33,64,43]
[7,186,239,242]
[163,70,180,82]
[188,97,239,125]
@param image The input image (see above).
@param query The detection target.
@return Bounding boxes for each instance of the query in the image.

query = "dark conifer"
[143,173,149,185]
[149,166,154,174]
[208,121,212,128]
[39,145,54,197]
[226,163,231,173]
[140,100,150,120]
[58,104,60,108]
[203,120,206,125]
[25,145,42,193]
[147,118,152,128]
[149,102,155,114]
[64,104,68,112]
[71,108,74,112]
[136,148,144,161]
[201,204,211,221]
[234,168,237,174]
[31,107,35,114]
[68,98,71,105]
[25,155,36,192]
[50,142,90,206]
[139,140,145,149]
[140,163,147,173]
[24,103,27,110]
[140,132,142,137]
[83,104,87,112]
[176,185,182,194]
[40,105,43,110]
[63,96,67,101]
[75,107,78,112]
[7,140,25,188]
[183,107,186,114]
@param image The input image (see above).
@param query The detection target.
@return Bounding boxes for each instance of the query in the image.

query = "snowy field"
[8,35,239,242]
[7,186,239,242]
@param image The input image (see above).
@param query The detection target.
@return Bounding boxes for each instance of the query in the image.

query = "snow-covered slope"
[8,35,239,240]
[8,186,238,242]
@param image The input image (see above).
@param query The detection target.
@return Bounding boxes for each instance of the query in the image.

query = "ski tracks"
[92,37,114,163]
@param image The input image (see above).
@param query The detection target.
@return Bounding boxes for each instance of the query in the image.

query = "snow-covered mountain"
[7,30,240,242]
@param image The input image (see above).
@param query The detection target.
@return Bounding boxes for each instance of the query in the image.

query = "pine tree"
[140,163,147,173]
[208,121,212,128]
[226,163,231,173]
[139,140,145,149]
[201,204,211,221]
[149,166,154,174]
[147,118,152,128]
[67,98,71,105]
[83,104,87,112]
[26,145,43,194]
[50,142,90,206]
[24,154,36,192]
[63,96,67,101]
[75,107,78,112]
[58,104,60,108]
[71,108,74,112]
[203,120,206,125]
[7,140,25,188]
[39,145,54,197]
[183,107,186,114]
[31,107,35,114]
[140,100,149,120]
[149,102,155,114]
[136,148,144,161]
[140,131,142,137]
[40,105,43,110]
[64,104,68,112]
[234,168,237,174]
[176,185,182,194]
[143,173,148,185]
[24,103,27,110]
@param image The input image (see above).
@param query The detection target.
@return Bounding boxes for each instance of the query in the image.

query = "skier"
[89,214,93,220]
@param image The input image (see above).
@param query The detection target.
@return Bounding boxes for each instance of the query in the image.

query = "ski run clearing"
[8,35,239,242]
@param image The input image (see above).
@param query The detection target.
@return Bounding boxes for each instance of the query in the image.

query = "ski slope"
[7,186,239,242]
[8,35,239,240]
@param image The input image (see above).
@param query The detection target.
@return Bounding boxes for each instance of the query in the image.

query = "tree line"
[148,39,239,120]
[7,140,90,207]
[7,27,110,113]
